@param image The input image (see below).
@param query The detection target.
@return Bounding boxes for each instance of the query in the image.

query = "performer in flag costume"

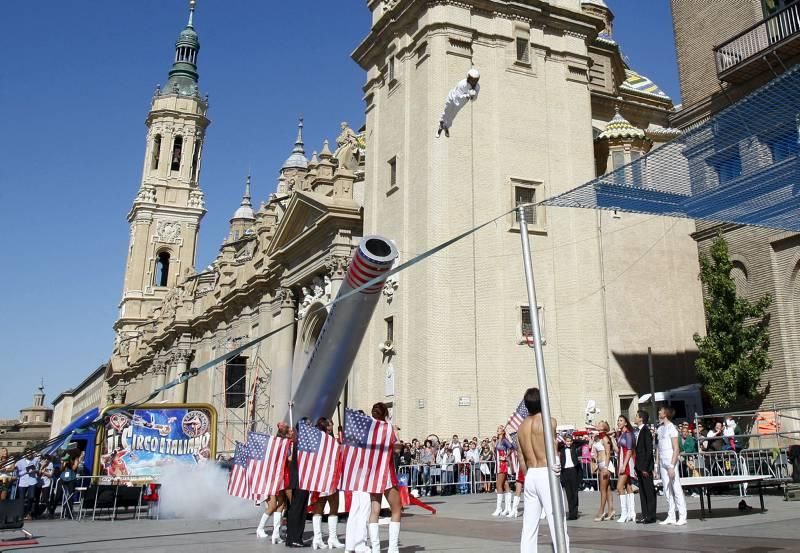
[255,423,292,544]
[341,404,402,553]
[304,417,344,549]
[492,425,514,517]
[507,445,524,518]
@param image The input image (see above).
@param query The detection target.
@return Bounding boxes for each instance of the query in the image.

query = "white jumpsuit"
[439,79,480,129]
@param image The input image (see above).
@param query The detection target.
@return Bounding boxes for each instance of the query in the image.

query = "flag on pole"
[227,441,251,499]
[339,408,395,493]
[297,421,340,493]
[246,432,290,500]
[506,399,529,433]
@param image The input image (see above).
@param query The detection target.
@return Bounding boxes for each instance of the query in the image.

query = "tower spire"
[241,174,252,207]
[165,1,201,96]
[293,117,305,155]
[281,117,309,171]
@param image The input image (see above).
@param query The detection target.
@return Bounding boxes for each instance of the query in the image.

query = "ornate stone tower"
[114,1,209,360]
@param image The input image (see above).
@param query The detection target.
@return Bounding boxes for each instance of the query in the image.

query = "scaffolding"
[211,335,272,455]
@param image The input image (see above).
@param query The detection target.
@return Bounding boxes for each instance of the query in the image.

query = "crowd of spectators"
[0,446,87,519]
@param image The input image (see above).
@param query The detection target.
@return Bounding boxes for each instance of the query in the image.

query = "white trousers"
[521,467,570,553]
[659,461,687,520]
[345,491,371,551]
[440,97,468,129]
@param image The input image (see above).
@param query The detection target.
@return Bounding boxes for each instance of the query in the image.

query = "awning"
[638,383,701,404]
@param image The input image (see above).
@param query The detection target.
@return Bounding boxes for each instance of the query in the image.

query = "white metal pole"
[517,205,568,553]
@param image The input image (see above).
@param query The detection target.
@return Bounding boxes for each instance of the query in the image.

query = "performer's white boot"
[387,521,400,553]
[617,495,628,523]
[502,492,513,516]
[627,494,637,522]
[271,512,283,544]
[507,495,520,518]
[491,493,503,516]
[312,515,325,549]
[328,515,344,549]
[368,523,381,553]
[256,512,269,538]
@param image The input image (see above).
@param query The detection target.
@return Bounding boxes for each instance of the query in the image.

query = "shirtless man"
[517,387,570,553]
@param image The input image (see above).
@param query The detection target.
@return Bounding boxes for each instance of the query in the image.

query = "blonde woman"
[591,422,615,521]
[492,426,513,516]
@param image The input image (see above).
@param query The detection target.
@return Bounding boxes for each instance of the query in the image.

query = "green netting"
[543,64,800,232]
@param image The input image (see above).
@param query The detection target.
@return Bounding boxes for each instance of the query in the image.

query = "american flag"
[227,441,251,499]
[506,399,529,433]
[245,432,290,500]
[297,422,340,493]
[339,408,395,493]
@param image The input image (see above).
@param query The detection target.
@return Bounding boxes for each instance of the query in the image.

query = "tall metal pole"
[648,346,657,423]
[517,206,568,553]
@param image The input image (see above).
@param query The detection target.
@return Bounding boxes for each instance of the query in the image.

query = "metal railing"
[394,447,792,497]
[715,2,800,75]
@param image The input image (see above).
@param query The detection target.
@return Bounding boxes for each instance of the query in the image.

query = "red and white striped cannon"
[287,235,398,423]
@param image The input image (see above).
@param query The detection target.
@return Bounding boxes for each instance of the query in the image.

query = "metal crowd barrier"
[394,447,790,497]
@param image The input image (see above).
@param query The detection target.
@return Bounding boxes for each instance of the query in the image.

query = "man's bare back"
[518,413,557,471]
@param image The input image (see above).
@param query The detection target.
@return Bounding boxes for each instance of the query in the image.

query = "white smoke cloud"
[158,462,261,520]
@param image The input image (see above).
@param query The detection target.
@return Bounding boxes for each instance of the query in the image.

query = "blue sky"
[0,1,680,416]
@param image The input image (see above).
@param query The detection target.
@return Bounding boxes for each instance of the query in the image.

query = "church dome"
[232,204,255,220]
[231,176,255,221]
[597,109,646,141]
[282,119,308,171]
[621,69,670,100]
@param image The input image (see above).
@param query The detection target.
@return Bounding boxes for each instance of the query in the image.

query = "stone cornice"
[353,0,601,70]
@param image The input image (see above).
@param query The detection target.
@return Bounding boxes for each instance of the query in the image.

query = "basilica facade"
[55,0,706,449]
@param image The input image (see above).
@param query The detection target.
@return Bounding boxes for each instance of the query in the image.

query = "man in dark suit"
[634,410,657,523]
[285,423,310,547]
[559,434,582,520]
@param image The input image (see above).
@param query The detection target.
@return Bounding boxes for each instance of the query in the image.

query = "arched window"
[155,251,171,287]
[190,140,201,181]
[151,134,162,170]
[225,356,247,408]
[171,136,183,172]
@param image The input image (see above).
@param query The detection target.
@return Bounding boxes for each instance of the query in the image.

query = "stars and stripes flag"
[246,432,290,500]
[339,408,395,493]
[506,399,529,433]
[227,441,251,499]
[297,421,340,493]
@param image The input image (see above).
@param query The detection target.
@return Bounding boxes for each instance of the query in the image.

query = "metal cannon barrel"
[287,235,398,423]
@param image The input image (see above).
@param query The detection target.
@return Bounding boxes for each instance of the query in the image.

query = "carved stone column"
[271,287,296,422]
[326,254,348,299]
[172,349,192,403]
[151,358,168,401]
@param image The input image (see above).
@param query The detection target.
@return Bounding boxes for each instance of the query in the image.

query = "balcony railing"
[715,2,800,81]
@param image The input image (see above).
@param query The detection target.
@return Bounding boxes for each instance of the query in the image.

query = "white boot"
[368,523,381,553]
[507,495,520,518]
[627,494,637,522]
[617,494,628,523]
[328,515,344,549]
[491,493,503,516]
[256,512,269,538]
[502,492,513,516]
[312,515,325,549]
[271,512,283,544]
[388,521,400,553]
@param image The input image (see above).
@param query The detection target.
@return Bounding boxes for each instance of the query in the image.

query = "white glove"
[469,89,477,99]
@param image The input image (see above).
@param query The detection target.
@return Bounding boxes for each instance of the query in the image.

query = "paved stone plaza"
[7,489,800,552]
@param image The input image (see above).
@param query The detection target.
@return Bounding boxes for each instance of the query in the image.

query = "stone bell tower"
[114,1,209,355]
